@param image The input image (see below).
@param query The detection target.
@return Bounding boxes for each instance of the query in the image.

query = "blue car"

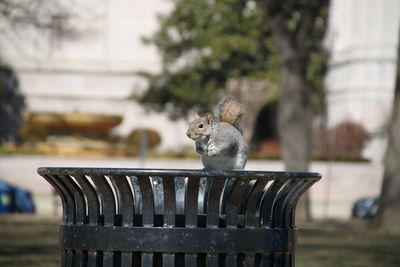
[351,196,379,219]
[0,180,35,214]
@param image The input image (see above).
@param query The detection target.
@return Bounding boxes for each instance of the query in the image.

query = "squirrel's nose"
[186,131,191,137]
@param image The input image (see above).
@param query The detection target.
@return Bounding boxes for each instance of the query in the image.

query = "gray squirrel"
[186,98,248,170]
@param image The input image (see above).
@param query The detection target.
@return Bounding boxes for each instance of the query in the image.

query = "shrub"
[332,121,370,159]
[312,121,370,161]
[125,129,161,149]
[19,121,49,142]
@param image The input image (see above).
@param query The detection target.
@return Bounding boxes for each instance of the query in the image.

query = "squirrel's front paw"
[207,148,218,157]
[199,149,208,155]
[196,145,207,155]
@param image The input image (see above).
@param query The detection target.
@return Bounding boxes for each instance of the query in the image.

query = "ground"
[0,216,399,267]
[0,216,59,267]
[296,220,400,267]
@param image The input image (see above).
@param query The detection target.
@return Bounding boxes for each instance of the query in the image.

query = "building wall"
[325,0,400,162]
[326,0,400,132]
[0,0,192,151]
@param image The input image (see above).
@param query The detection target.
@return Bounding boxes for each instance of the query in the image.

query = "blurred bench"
[37,167,320,267]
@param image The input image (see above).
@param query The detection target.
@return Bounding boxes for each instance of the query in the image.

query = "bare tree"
[371,28,400,234]
[0,63,24,143]
[0,0,85,39]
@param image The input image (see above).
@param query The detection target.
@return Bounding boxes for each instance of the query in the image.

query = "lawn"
[296,220,400,267]
[0,216,399,267]
[0,216,59,267]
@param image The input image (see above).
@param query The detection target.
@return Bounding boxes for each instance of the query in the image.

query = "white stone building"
[0,0,191,151]
[325,0,400,161]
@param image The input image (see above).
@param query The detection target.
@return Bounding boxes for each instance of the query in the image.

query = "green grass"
[0,216,399,267]
[297,220,400,267]
[0,216,60,267]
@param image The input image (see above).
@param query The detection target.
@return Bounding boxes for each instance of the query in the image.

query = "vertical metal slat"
[243,254,256,267]
[91,174,116,226]
[43,175,68,223]
[288,180,316,227]
[185,253,197,267]
[64,249,74,267]
[137,175,155,226]
[225,254,238,267]
[206,254,219,266]
[272,180,301,228]
[121,252,133,267]
[260,254,273,267]
[74,250,85,267]
[185,177,199,227]
[102,251,114,267]
[141,253,153,266]
[87,251,99,267]
[163,253,175,267]
[63,175,86,224]
[48,175,76,224]
[61,250,67,267]
[74,175,101,225]
[163,176,176,226]
[244,180,270,228]
[226,178,248,227]
[109,174,134,226]
[259,180,286,228]
[206,178,226,227]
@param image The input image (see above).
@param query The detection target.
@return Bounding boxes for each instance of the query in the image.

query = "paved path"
[0,155,383,219]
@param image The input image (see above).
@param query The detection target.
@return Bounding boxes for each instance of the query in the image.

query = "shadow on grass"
[297,220,400,267]
[0,216,60,267]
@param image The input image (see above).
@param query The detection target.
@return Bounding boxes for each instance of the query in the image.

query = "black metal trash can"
[37,168,321,267]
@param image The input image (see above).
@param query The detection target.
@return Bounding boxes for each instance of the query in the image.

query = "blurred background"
[0,0,400,266]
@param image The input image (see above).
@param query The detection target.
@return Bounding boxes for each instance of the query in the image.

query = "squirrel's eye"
[198,124,203,129]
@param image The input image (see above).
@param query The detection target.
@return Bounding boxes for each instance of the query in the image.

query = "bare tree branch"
[0,0,87,40]
[257,0,296,65]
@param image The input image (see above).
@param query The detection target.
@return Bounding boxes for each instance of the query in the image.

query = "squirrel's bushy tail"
[215,97,245,130]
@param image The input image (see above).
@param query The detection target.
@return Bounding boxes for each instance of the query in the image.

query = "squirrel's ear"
[194,113,200,119]
[205,112,213,123]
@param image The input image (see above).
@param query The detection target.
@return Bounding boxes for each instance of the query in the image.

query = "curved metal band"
[60,224,296,253]
[38,167,321,180]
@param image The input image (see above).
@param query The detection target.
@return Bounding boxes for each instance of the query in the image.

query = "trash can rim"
[37,167,321,180]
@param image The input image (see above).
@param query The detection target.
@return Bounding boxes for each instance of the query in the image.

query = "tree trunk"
[259,1,329,223]
[371,30,400,233]
[279,66,313,222]
[268,15,313,222]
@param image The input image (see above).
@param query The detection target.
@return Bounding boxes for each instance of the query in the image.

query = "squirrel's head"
[186,112,213,141]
